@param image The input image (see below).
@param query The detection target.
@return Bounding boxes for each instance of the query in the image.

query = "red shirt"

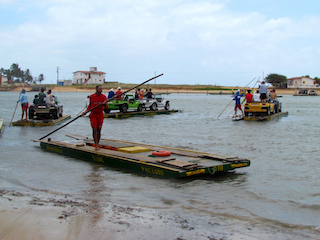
[246,93,253,103]
[115,90,122,100]
[87,93,107,116]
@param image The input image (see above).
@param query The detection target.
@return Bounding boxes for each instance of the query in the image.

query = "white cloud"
[0,0,320,84]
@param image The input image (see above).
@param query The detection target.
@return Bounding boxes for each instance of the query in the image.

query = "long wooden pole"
[216,77,256,120]
[9,102,19,127]
[241,77,260,104]
[38,74,164,140]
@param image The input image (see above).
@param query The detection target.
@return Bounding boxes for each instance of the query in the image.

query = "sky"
[1,0,320,86]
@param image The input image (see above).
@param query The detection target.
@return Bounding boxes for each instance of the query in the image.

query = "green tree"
[265,73,287,88]
[0,63,43,84]
[38,74,45,84]
[24,69,33,83]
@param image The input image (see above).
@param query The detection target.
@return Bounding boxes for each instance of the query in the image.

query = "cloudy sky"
[1,0,319,86]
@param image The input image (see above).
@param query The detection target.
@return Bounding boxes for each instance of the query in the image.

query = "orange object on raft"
[152,150,171,157]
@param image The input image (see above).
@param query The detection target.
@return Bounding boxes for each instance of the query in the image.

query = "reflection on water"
[1,92,320,229]
[84,165,104,225]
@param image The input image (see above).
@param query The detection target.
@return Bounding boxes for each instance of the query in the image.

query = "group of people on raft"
[233,81,279,117]
[106,87,154,101]
[16,88,57,121]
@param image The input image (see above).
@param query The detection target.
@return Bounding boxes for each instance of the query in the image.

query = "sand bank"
[9,86,297,95]
[1,189,318,240]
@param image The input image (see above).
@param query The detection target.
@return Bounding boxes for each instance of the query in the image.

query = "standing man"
[233,90,244,117]
[146,88,154,99]
[17,89,28,121]
[82,85,108,150]
[259,81,268,103]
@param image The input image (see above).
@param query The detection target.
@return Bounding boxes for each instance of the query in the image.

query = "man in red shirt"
[115,87,122,100]
[245,89,253,103]
[82,85,108,150]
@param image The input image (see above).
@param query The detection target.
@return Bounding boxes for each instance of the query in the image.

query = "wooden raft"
[45,140,199,170]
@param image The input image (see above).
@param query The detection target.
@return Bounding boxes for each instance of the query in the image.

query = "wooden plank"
[199,154,248,162]
[85,139,135,148]
[100,139,207,158]
[66,134,90,140]
[44,140,170,164]
[155,158,176,163]
[162,160,198,169]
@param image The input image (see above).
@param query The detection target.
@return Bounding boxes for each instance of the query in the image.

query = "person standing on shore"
[82,85,108,150]
[17,89,28,121]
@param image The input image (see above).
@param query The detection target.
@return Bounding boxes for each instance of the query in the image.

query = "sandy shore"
[7,86,297,95]
[1,189,319,240]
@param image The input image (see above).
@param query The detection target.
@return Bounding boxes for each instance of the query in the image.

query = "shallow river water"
[1,91,320,239]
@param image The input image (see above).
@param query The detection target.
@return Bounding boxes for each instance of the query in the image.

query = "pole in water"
[10,92,22,127]
[9,102,19,127]
[38,74,164,140]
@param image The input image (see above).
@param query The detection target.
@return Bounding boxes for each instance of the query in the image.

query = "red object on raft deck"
[152,150,171,157]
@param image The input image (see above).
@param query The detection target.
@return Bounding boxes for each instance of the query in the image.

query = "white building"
[0,75,8,85]
[287,76,318,89]
[57,79,73,86]
[73,67,106,85]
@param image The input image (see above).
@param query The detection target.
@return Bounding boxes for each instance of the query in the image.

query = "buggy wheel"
[137,104,143,112]
[28,109,35,120]
[150,103,157,111]
[120,104,128,113]
[164,102,170,110]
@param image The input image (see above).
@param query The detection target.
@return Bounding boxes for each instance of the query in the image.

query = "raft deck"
[244,111,288,121]
[37,134,250,178]
[12,115,71,126]
[104,109,179,118]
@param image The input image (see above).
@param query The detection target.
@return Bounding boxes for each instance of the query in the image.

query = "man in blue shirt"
[233,90,244,117]
[108,88,115,99]
[17,89,29,121]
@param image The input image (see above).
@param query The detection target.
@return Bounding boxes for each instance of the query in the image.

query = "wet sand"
[1,189,318,240]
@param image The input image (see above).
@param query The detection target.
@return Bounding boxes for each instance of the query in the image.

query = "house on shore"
[73,67,106,85]
[287,76,319,89]
[57,79,73,86]
[0,75,8,85]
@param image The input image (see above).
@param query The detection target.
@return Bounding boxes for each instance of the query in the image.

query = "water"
[1,91,320,237]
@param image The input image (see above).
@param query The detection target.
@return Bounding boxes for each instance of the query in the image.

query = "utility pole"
[57,67,60,85]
